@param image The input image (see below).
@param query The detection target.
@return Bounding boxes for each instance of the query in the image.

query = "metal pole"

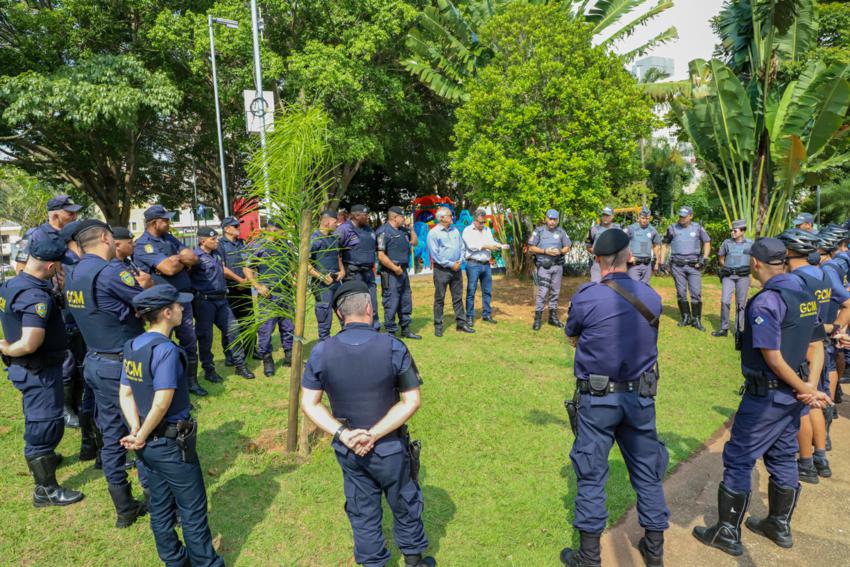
[816,185,821,227]
[250,0,271,209]
[192,159,199,232]
[209,16,230,218]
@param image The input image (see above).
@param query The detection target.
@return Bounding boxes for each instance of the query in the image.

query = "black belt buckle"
[588,374,610,396]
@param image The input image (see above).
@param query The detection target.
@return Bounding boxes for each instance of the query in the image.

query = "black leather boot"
[401,327,422,340]
[533,311,543,331]
[548,309,564,328]
[814,453,832,478]
[456,323,475,333]
[235,364,255,379]
[692,482,750,556]
[263,354,275,377]
[637,530,664,567]
[283,350,292,367]
[107,482,148,529]
[690,301,705,331]
[797,458,819,484]
[203,368,224,383]
[434,324,443,337]
[404,553,436,567]
[677,300,691,327]
[78,412,98,461]
[560,531,601,566]
[186,361,208,396]
[63,383,80,428]
[712,329,728,337]
[745,479,800,548]
[27,453,84,507]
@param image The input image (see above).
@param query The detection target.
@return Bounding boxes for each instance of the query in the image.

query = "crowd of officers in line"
[4,193,850,567]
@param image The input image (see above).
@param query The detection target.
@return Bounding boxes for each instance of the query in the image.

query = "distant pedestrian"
[585,206,621,283]
[663,206,710,331]
[427,207,474,337]
[625,206,661,284]
[376,206,420,339]
[528,209,571,331]
[713,220,752,338]
[462,208,503,326]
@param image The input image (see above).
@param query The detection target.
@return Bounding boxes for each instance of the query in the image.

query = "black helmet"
[822,225,849,244]
[818,231,841,252]
[777,228,820,255]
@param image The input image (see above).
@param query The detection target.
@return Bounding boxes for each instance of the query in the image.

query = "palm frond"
[600,0,673,47]
[586,0,647,35]
[620,26,679,63]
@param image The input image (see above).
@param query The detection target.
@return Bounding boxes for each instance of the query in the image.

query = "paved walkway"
[602,407,850,566]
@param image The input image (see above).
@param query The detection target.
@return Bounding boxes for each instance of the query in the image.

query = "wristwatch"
[333,425,348,443]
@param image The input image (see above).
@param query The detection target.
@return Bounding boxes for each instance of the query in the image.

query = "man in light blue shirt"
[427,208,474,337]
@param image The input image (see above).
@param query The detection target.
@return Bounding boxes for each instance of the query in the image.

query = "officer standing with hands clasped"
[561,228,668,567]
[663,206,711,331]
[64,219,149,527]
[134,205,205,396]
[713,220,753,338]
[119,284,223,567]
[625,206,661,284]
[693,238,830,557]
[301,280,436,567]
[190,226,254,381]
[585,206,621,283]
[376,206,420,339]
[310,210,345,341]
[218,216,258,361]
[528,209,571,331]
[0,238,84,508]
[336,204,381,330]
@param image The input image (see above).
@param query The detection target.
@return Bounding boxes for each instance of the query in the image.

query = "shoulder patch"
[144,244,154,254]
[119,271,135,286]
[35,303,47,318]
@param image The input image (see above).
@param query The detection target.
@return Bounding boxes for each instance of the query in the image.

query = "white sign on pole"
[243,90,275,133]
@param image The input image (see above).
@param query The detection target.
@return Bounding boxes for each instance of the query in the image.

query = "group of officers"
[4,194,850,567]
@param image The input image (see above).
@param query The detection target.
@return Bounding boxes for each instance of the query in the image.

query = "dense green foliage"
[645,141,695,218]
[451,4,654,222]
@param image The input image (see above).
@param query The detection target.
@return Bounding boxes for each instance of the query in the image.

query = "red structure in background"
[412,195,455,226]
[232,197,260,240]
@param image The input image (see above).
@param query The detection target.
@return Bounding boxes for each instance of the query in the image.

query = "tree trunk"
[754,131,772,237]
[288,208,313,453]
[328,159,364,208]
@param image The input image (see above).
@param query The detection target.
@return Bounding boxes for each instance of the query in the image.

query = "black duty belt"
[577,379,641,394]
[9,352,65,369]
[345,264,373,273]
[92,351,123,361]
[150,422,180,440]
[633,257,651,265]
[195,292,227,301]
[671,258,699,267]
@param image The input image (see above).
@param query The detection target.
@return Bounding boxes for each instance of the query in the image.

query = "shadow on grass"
[526,409,568,428]
[385,472,456,562]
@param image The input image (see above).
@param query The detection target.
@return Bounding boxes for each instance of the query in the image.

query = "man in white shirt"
[462,208,503,326]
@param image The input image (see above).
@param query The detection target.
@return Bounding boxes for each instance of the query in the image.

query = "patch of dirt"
[250,428,287,453]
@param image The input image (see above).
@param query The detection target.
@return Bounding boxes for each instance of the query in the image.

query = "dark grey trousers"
[433,265,465,326]
[720,275,750,332]
[671,264,702,302]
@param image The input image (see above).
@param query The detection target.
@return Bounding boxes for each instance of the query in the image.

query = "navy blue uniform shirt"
[6,272,56,329]
[88,255,145,323]
[134,231,191,291]
[310,230,341,274]
[565,272,662,381]
[190,247,227,294]
[121,332,190,423]
[218,236,247,280]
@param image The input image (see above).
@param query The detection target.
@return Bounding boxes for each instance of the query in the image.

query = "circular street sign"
[250,96,269,118]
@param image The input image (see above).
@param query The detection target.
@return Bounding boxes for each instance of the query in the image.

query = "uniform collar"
[600,271,630,282]
[342,322,374,331]
[40,222,60,235]
[19,272,48,288]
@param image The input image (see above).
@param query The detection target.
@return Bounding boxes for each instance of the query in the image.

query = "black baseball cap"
[73,219,111,239]
[351,204,369,213]
[220,216,241,228]
[197,226,218,238]
[143,205,175,222]
[29,238,68,262]
[750,237,786,265]
[332,280,370,311]
[131,284,194,314]
[388,206,404,216]
[58,221,82,243]
[592,228,630,256]
[320,209,337,219]
[111,226,134,240]
[47,195,83,212]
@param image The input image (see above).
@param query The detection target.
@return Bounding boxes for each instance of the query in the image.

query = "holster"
[401,426,421,483]
[742,371,769,396]
[639,366,660,398]
[564,388,579,438]
[536,256,554,269]
[380,271,390,290]
[175,419,199,464]
[718,266,732,279]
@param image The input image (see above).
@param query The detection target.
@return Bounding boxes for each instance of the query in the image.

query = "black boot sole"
[744,519,793,548]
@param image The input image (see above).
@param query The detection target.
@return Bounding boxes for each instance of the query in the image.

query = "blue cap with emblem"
[110,226,133,240]
[793,212,814,226]
[678,206,693,217]
[131,284,194,314]
[143,205,175,222]
[546,209,559,220]
[47,194,83,212]
[639,206,651,218]
[59,221,81,243]
[29,238,68,262]
[197,226,218,238]
[601,206,614,216]
[731,219,746,230]
[220,216,241,228]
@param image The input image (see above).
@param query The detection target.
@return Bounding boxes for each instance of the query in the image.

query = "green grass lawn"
[0,274,745,565]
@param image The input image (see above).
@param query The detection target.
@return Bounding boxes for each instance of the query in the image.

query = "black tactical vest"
[123,334,189,424]
[792,268,831,338]
[0,274,67,361]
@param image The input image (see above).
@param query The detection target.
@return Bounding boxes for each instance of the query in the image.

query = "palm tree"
[403,0,679,102]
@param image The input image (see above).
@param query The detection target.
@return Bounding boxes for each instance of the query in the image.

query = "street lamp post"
[250,0,271,210]
[208,15,238,218]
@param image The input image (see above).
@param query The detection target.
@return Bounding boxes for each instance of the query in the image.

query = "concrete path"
[602,408,850,566]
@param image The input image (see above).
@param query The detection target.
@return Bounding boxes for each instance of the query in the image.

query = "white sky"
[611,0,727,80]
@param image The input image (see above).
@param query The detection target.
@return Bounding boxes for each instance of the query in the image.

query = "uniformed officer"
[300,280,436,567]
[585,206,622,283]
[625,206,661,284]
[134,205,205,396]
[793,212,815,233]
[309,210,345,341]
[663,206,711,330]
[119,284,223,567]
[561,229,668,567]
[376,206,420,339]
[112,226,153,289]
[14,193,81,272]
[249,220,295,376]
[218,216,258,361]
[64,219,150,527]
[693,238,829,556]
[0,238,84,507]
[57,221,85,430]
[528,209,572,331]
[190,226,254,381]
[336,204,381,330]
[779,229,847,483]
[713,220,753,338]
